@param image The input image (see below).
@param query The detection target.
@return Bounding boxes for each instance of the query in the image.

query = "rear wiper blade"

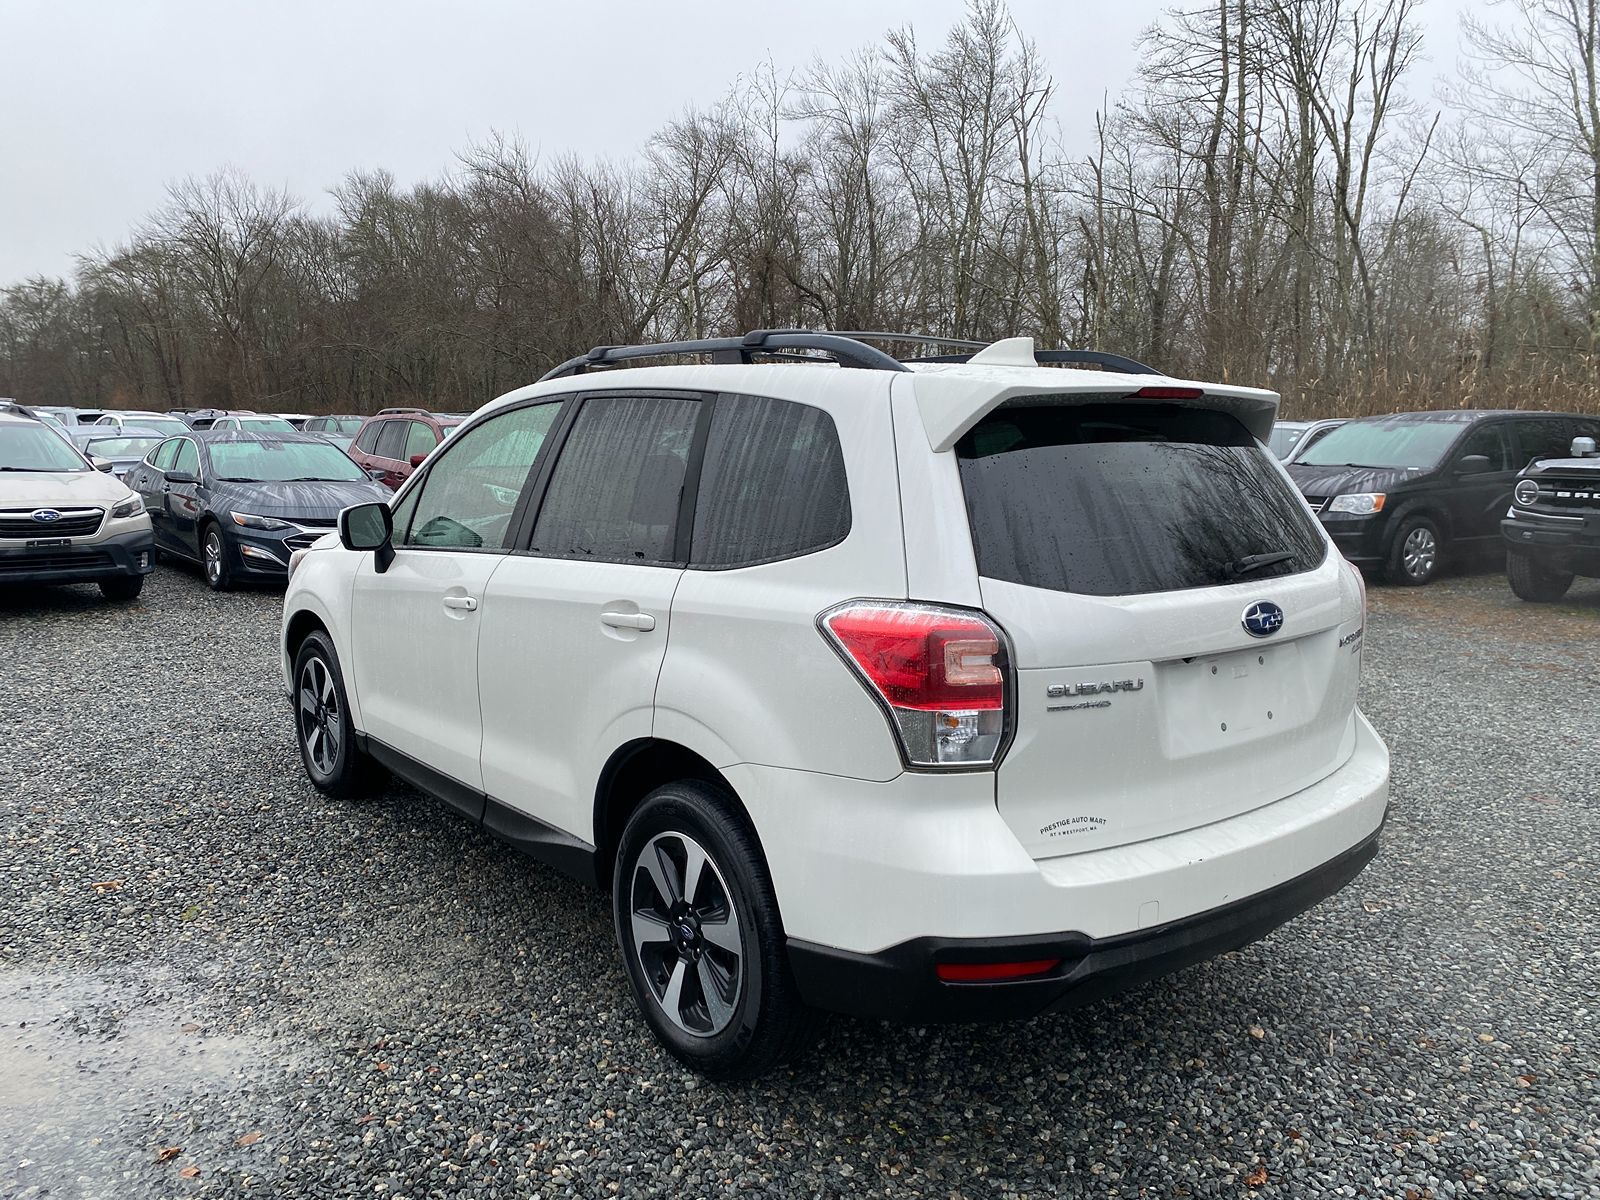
[1226,551,1296,578]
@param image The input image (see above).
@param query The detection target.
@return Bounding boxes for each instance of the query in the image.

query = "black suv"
[1502,434,1600,600]
[1286,411,1600,585]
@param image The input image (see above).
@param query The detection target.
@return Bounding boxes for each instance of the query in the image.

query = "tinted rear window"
[957,402,1326,597]
[691,395,850,567]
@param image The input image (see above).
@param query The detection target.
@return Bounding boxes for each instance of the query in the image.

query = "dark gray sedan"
[123,430,391,589]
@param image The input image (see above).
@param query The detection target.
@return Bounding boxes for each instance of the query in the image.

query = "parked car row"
[1283,409,1600,592]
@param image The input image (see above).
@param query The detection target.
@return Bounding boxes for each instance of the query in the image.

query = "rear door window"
[530,395,699,564]
[691,395,850,567]
[374,421,407,461]
[957,402,1327,597]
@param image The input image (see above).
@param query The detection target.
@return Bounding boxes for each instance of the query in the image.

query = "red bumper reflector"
[935,958,1062,983]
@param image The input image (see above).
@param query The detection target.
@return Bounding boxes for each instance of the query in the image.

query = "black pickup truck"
[1502,434,1600,601]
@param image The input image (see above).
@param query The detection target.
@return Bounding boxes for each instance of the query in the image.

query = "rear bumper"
[733,711,1389,1020]
[0,527,155,585]
[789,824,1381,1022]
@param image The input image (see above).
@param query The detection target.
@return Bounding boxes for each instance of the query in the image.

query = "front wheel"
[202,522,232,591]
[1384,515,1442,586]
[292,630,383,798]
[613,781,821,1079]
[1507,550,1574,602]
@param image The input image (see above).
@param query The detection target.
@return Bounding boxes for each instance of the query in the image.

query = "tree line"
[3,0,1598,420]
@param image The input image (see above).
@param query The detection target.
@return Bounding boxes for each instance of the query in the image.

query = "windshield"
[237,417,297,433]
[333,417,363,433]
[85,436,162,458]
[1267,423,1308,459]
[958,402,1326,596]
[210,440,367,482]
[1,422,88,472]
[1294,419,1461,470]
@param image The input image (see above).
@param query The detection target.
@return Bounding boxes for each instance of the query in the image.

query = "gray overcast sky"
[2,0,1473,285]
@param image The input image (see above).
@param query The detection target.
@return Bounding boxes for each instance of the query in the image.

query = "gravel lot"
[2,562,1596,1199]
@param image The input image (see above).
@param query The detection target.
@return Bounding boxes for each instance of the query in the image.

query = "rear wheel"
[1506,550,1574,602]
[613,781,821,1079]
[292,630,383,797]
[98,575,144,602]
[1384,515,1442,586]
[202,522,232,591]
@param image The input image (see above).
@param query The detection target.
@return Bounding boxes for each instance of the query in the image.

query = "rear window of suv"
[957,401,1326,597]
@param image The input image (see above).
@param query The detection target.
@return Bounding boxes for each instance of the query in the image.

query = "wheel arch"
[593,738,755,891]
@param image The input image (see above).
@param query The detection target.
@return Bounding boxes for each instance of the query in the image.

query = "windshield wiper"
[215,476,258,482]
[1225,551,1296,579]
[0,465,63,472]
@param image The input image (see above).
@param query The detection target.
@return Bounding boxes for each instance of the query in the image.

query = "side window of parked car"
[404,420,439,461]
[400,403,564,550]
[1455,423,1511,471]
[173,439,200,477]
[530,395,700,564]
[153,439,181,470]
[691,394,851,567]
[353,422,382,454]
[374,420,407,461]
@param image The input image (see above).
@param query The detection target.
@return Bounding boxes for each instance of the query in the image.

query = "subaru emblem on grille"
[30,509,63,523]
[1242,600,1284,638]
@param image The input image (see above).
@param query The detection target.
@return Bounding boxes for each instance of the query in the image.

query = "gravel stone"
[0,564,1596,1198]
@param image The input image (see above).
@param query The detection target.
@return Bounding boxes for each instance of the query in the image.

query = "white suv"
[281,332,1389,1078]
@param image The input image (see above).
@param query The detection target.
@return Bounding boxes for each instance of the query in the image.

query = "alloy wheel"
[298,656,341,776]
[204,530,223,584]
[1402,527,1436,579]
[628,832,744,1037]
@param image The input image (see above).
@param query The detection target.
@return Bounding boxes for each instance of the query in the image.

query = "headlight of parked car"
[111,495,144,519]
[232,512,293,531]
[1327,493,1386,515]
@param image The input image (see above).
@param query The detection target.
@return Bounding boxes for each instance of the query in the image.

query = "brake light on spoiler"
[820,601,1008,768]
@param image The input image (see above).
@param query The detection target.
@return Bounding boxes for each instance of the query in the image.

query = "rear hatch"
[921,379,1364,859]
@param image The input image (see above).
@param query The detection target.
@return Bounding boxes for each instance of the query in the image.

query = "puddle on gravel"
[0,968,263,1198]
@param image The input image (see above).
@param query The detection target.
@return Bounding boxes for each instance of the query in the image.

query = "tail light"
[819,601,1008,768]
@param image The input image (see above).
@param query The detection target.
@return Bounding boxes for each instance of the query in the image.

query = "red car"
[347,408,465,489]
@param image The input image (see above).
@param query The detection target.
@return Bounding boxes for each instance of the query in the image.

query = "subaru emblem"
[30,509,62,523]
[1242,600,1284,638]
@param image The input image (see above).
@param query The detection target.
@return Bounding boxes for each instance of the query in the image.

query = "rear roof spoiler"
[908,341,1279,451]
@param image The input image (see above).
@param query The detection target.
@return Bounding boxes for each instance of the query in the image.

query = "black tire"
[613,781,822,1080]
[291,630,384,798]
[98,574,144,602]
[1506,549,1574,602]
[1383,513,1442,586]
[201,521,232,591]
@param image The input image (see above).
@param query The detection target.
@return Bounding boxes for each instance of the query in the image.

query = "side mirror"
[365,467,387,482]
[166,469,199,485]
[90,456,114,473]
[338,501,395,573]
[1455,454,1491,475]
[1572,435,1598,458]
[409,453,428,468]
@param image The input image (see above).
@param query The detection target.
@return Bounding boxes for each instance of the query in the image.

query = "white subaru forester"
[282,332,1389,1078]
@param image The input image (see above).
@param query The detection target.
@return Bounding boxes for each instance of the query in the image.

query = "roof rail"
[540,330,910,381]
[906,348,1161,375]
[375,406,429,415]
